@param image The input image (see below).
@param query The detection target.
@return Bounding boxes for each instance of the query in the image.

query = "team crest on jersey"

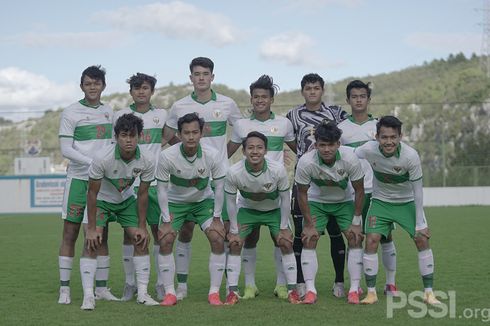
[198,168,206,175]
[337,169,345,176]
[104,112,110,121]
[263,183,273,190]
[393,166,402,173]
[132,168,142,177]
[176,169,181,174]
[213,110,222,118]
[113,169,118,174]
[153,117,160,125]
[270,127,278,134]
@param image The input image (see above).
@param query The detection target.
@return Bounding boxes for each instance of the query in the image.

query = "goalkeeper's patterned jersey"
[88,145,155,204]
[286,103,347,160]
[355,141,422,203]
[338,115,377,193]
[230,112,295,163]
[295,146,364,204]
[113,104,167,186]
[225,158,289,211]
[156,143,226,203]
[59,99,113,179]
[166,90,242,165]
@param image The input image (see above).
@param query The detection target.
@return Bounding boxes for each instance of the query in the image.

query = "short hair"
[81,65,106,85]
[177,112,205,133]
[242,131,268,149]
[301,73,324,91]
[249,75,279,97]
[314,121,342,143]
[127,73,157,91]
[189,57,214,73]
[114,113,143,137]
[376,115,403,135]
[346,79,371,98]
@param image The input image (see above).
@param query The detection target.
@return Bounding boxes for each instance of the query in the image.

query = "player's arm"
[134,181,150,249]
[60,137,93,165]
[227,141,241,159]
[349,177,365,243]
[162,125,180,146]
[296,184,318,245]
[285,141,297,154]
[226,192,241,246]
[156,180,175,241]
[411,179,429,237]
[86,178,102,251]
[276,189,293,245]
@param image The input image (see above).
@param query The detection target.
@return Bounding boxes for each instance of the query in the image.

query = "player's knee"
[244,230,260,248]
[414,235,429,250]
[229,242,242,255]
[178,223,195,242]
[364,235,380,253]
[279,241,293,254]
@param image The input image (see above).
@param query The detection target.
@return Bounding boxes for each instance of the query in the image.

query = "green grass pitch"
[0,206,489,325]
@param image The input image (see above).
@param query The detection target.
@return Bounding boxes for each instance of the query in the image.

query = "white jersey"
[230,112,295,163]
[295,146,364,204]
[88,145,155,204]
[59,100,113,179]
[355,141,422,203]
[156,143,227,203]
[225,158,289,211]
[338,116,377,193]
[113,104,167,186]
[166,90,242,164]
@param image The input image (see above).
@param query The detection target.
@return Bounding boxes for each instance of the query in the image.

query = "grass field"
[1,206,489,325]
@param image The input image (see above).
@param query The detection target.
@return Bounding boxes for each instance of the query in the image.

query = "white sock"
[363,252,378,292]
[381,241,397,285]
[224,241,230,290]
[274,247,286,286]
[226,254,241,289]
[301,249,317,294]
[347,248,363,293]
[175,240,191,285]
[242,247,257,287]
[158,253,176,295]
[153,245,163,285]
[281,253,297,289]
[59,256,73,287]
[133,255,150,297]
[418,248,435,292]
[209,252,226,294]
[95,255,110,290]
[122,244,135,286]
[80,257,96,297]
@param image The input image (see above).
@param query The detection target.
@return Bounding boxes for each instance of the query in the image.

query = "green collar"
[245,158,268,176]
[79,98,102,109]
[130,103,154,113]
[378,143,401,158]
[115,144,140,162]
[191,89,217,104]
[251,111,275,121]
[347,114,374,125]
[317,150,340,167]
[180,143,202,163]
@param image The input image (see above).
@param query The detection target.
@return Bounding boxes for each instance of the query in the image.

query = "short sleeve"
[294,157,311,186]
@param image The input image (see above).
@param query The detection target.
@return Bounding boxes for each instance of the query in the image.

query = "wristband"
[352,215,362,226]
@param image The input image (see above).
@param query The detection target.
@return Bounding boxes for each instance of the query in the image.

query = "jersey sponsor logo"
[113,169,118,174]
[176,169,181,174]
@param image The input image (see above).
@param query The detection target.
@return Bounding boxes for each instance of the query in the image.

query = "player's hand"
[414,227,431,239]
[227,233,242,247]
[276,229,293,246]
[347,224,364,244]
[134,227,150,250]
[86,228,103,252]
[158,222,176,241]
[301,220,318,246]
[206,217,226,239]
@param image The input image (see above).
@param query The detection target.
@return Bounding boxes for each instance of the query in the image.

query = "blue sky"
[0,0,483,121]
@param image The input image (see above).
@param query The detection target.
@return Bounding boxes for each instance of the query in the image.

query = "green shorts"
[365,199,415,238]
[96,196,139,228]
[168,199,214,231]
[61,177,87,223]
[134,186,161,225]
[237,207,282,239]
[308,201,354,233]
[361,193,372,225]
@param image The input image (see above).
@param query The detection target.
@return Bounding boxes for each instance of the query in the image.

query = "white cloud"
[284,0,364,11]
[405,32,481,56]
[4,31,127,49]
[259,32,322,67]
[95,1,239,47]
[0,67,79,121]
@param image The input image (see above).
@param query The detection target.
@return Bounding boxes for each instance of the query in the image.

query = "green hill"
[2,53,489,186]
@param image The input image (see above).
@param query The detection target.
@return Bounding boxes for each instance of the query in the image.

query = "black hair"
[127,73,157,91]
[249,75,279,97]
[346,79,371,98]
[177,112,205,133]
[114,113,143,137]
[81,65,106,86]
[242,131,268,148]
[189,57,214,73]
[376,115,402,135]
[301,73,324,91]
[314,120,342,143]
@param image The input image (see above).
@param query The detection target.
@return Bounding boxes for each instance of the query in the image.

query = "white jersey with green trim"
[338,116,377,193]
[225,158,289,211]
[156,143,227,203]
[166,90,242,164]
[113,105,167,186]
[59,100,113,179]
[294,146,364,203]
[355,141,422,203]
[88,145,155,204]
[230,112,294,163]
